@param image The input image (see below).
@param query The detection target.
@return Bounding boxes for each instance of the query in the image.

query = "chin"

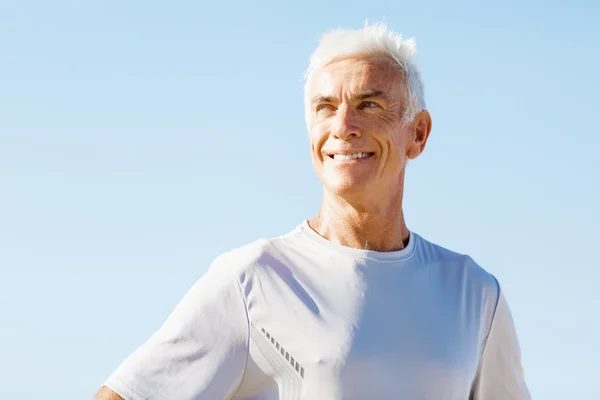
[324,177,373,197]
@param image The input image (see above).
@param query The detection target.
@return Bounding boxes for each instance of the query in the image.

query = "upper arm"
[470,289,531,399]
[102,258,250,400]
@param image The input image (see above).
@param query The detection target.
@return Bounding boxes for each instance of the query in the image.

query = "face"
[305,55,431,200]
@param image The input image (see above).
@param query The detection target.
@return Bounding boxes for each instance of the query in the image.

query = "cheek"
[309,122,329,150]
[308,133,323,163]
[378,129,409,167]
[311,127,322,143]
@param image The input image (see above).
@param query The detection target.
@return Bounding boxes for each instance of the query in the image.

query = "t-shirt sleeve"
[103,257,250,400]
[470,288,531,400]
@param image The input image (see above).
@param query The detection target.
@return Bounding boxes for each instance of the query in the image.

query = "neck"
[309,186,410,252]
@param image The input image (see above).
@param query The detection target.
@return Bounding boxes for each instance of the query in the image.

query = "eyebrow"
[311,95,335,105]
[310,90,392,105]
[355,90,390,101]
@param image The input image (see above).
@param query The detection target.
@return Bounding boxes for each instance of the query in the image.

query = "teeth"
[332,152,371,160]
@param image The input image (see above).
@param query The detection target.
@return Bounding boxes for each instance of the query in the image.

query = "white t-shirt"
[104,222,531,399]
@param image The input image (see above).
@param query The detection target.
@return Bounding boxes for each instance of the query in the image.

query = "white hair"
[304,22,425,122]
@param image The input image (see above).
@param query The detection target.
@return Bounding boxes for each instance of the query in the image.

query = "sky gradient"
[1,0,599,398]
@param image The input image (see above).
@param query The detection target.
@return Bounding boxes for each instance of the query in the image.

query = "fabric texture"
[104,221,531,399]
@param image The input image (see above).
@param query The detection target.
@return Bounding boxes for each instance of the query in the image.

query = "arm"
[98,257,250,399]
[470,289,531,399]
[94,386,124,400]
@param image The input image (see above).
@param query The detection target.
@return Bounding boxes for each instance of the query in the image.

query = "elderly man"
[96,23,530,400]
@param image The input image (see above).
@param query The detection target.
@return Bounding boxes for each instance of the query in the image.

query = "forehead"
[306,55,404,98]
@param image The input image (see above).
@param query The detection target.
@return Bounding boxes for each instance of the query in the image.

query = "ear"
[407,110,432,159]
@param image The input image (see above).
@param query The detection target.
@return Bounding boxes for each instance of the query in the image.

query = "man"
[96,23,531,399]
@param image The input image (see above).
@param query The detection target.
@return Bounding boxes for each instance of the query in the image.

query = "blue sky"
[1,0,598,398]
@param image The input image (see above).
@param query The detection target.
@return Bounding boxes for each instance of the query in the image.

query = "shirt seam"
[226,257,252,400]
[141,258,252,400]
[468,274,501,394]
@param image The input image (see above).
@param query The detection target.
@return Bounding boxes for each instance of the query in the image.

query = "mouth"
[326,152,375,161]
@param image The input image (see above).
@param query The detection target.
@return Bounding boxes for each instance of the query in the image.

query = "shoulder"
[209,226,304,279]
[412,232,500,295]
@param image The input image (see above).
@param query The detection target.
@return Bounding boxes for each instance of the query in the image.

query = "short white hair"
[304,22,425,122]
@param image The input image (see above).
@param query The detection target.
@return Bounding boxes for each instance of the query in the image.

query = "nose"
[331,106,361,141]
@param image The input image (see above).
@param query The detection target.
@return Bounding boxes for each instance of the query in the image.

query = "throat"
[309,212,409,252]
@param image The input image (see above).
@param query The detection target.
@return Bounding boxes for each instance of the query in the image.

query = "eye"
[360,101,378,109]
[316,104,334,114]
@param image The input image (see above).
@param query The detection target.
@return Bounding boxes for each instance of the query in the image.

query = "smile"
[328,152,375,161]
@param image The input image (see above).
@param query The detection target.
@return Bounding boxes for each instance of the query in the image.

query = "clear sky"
[1,0,598,398]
